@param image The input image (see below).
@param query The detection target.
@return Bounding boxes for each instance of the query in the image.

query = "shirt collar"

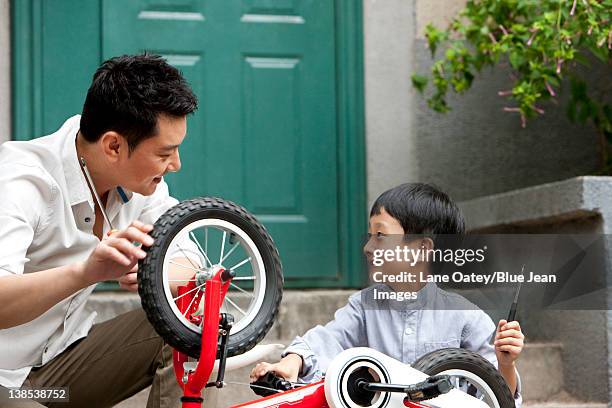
[61,115,90,206]
[61,115,134,206]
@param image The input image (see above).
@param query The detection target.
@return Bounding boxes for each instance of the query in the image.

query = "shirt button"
[43,346,48,353]
[84,217,91,223]
[404,327,413,335]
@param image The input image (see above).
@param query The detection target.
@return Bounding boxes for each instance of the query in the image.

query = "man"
[0,54,201,407]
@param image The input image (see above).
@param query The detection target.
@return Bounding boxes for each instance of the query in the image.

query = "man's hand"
[250,353,303,383]
[494,319,524,367]
[117,265,139,292]
[77,221,154,287]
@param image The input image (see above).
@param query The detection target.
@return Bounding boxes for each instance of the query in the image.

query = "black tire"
[138,197,283,359]
[412,348,515,408]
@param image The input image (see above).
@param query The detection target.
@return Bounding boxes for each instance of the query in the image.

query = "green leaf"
[509,51,524,69]
[411,0,612,145]
[411,74,429,93]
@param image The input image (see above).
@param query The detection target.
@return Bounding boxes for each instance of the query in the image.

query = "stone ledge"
[459,176,612,231]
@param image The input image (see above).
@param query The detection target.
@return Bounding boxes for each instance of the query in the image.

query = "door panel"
[102,0,339,281]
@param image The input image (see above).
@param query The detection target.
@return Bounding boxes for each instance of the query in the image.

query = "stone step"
[515,342,564,402]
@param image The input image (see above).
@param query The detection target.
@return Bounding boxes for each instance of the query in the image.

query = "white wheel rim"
[339,359,388,408]
[436,369,500,408]
[161,218,267,336]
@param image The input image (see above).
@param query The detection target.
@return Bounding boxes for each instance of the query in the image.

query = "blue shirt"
[283,282,522,407]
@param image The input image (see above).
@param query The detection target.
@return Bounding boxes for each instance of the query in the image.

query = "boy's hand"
[494,319,524,367]
[250,353,303,383]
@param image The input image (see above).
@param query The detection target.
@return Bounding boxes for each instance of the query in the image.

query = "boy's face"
[117,114,186,196]
[364,208,429,285]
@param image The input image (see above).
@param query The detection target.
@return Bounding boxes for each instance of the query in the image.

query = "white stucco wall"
[363,0,418,206]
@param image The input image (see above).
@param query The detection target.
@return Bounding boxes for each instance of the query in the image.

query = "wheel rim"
[435,369,500,408]
[161,218,267,336]
[339,358,390,408]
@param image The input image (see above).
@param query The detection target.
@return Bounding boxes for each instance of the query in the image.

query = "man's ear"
[99,131,125,162]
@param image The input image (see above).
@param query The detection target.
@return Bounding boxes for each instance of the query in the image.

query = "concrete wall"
[364,0,603,204]
[0,0,9,144]
[460,177,612,402]
[363,0,418,206]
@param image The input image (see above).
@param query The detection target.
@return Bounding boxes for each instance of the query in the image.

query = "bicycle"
[138,197,515,408]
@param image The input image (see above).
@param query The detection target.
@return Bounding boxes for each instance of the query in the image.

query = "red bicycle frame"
[173,270,433,408]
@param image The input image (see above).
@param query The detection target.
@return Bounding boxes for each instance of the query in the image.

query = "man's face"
[119,114,186,196]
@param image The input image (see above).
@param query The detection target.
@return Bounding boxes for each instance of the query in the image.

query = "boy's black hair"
[370,182,465,235]
[80,54,198,152]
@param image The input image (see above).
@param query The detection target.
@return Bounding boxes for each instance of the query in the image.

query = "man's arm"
[0,264,89,329]
[0,222,155,329]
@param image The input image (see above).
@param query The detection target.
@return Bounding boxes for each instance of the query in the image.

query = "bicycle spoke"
[220,241,239,264]
[233,276,256,281]
[220,231,226,264]
[230,282,254,297]
[169,260,205,274]
[190,231,212,267]
[230,257,251,271]
[168,278,197,282]
[173,283,205,302]
[175,243,199,269]
[183,288,200,316]
[225,297,247,316]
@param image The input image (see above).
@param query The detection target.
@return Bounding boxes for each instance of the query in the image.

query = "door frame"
[11,0,367,288]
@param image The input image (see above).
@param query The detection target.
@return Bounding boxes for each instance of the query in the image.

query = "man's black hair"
[80,53,198,152]
[370,182,465,235]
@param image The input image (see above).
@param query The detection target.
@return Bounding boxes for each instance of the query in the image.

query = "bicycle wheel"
[412,348,515,408]
[138,197,283,359]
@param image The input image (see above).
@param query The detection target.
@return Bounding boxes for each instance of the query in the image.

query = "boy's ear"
[421,237,435,251]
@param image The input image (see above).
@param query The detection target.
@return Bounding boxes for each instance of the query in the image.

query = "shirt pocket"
[417,338,461,359]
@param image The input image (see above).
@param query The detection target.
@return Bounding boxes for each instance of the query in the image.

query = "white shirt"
[0,115,198,387]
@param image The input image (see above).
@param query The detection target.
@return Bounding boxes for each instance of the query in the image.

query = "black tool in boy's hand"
[250,372,294,397]
[489,265,523,351]
[500,265,523,354]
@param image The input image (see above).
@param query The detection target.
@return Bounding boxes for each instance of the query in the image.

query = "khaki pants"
[0,308,217,408]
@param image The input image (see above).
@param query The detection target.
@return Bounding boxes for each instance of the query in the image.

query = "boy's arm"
[461,310,523,407]
[281,292,367,382]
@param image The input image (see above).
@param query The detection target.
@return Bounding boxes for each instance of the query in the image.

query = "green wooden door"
[12,0,366,288]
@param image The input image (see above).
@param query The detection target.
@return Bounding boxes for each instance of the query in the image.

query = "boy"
[251,183,524,406]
